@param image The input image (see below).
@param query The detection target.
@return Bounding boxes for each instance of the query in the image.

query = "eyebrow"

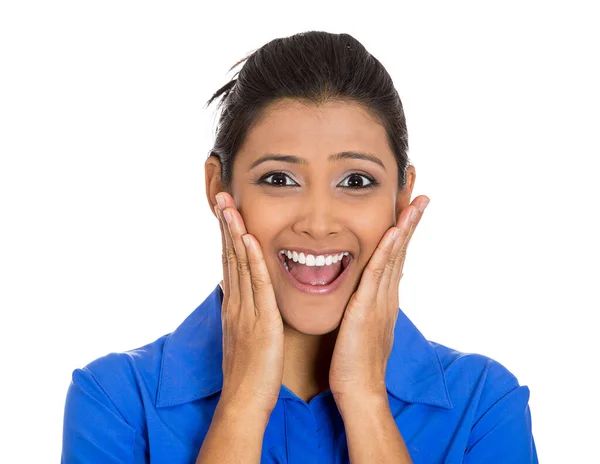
[248,151,386,171]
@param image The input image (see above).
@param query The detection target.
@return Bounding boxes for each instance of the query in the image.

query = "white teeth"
[279,249,350,267]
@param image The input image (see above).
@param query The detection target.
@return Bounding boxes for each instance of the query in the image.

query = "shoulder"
[432,341,521,386]
[84,332,170,383]
[427,342,537,461]
[430,340,529,417]
[433,341,519,383]
[62,333,174,460]
[69,333,171,428]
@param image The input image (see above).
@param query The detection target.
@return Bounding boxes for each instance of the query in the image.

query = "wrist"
[334,390,390,417]
[215,395,273,427]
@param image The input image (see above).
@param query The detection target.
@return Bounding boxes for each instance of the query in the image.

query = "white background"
[1,1,598,462]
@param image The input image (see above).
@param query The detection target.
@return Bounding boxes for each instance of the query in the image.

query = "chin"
[274,292,349,335]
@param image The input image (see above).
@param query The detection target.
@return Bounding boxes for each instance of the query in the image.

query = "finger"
[215,203,235,360]
[221,201,255,320]
[214,203,231,304]
[216,199,241,314]
[216,205,230,363]
[376,225,404,310]
[353,225,400,309]
[242,234,278,318]
[390,202,425,287]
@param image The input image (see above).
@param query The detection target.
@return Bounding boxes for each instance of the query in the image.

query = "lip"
[277,252,353,295]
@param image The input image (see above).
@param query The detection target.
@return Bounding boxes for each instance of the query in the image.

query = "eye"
[338,173,377,189]
[259,172,299,187]
[257,171,378,190]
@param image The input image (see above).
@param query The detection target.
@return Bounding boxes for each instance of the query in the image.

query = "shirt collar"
[156,283,452,409]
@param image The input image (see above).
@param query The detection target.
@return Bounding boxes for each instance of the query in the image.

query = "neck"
[282,322,339,403]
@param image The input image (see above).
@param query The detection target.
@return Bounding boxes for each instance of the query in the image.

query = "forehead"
[238,99,392,162]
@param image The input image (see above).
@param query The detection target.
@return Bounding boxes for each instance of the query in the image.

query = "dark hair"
[205,31,410,191]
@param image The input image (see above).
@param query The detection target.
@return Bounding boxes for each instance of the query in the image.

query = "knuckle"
[370,267,385,284]
[223,247,236,264]
[398,247,408,260]
[385,259,396,272]
[237,259,251,274]
[251,276,271,294]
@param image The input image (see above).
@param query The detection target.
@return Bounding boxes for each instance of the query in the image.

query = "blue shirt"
[62,283,538,463]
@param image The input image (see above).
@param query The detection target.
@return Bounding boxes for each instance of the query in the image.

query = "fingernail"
[419,198,430,212]
[223,209,232,224]
[216,193,226,210]
[242,235,251,248]
[391,228,401,241]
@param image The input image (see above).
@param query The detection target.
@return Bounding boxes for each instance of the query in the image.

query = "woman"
[62,31,538,463]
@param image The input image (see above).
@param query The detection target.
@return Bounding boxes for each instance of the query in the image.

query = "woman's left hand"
[329,195,430,404]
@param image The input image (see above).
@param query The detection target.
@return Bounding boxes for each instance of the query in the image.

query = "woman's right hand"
[213,191,284,419]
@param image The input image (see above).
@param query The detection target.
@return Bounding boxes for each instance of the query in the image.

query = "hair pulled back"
[206,31,410,190]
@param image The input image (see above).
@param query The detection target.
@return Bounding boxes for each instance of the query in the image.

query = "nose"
[291,189,343,240]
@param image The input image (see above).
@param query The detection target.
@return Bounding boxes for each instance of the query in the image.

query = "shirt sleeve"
[464,384,538,463]
[61,367,147,464]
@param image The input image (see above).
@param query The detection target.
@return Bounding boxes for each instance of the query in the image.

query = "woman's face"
[208,98,415,335]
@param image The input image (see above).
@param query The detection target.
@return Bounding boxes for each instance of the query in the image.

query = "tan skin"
[197,100,429,464]
[202,98,428,462]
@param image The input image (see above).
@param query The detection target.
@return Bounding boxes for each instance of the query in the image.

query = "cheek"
[239,205,284,252]
[348,202,391,235]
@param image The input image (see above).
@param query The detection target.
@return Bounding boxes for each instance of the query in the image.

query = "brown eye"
[258,171,378,190]
[339,173,376,189]
[259,172,298,187]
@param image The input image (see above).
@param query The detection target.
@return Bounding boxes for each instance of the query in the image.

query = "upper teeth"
[279,250,349,267]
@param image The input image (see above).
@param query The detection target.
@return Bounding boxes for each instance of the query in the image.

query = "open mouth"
[277,251,354,295]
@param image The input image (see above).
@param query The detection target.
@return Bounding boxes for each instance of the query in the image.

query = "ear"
[395,164,416,223]
[205,154,226,218]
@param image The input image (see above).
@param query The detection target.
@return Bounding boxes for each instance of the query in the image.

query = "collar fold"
[156,283,452,409]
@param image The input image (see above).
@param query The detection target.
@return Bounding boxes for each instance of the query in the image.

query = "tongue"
[288,259,343,286]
